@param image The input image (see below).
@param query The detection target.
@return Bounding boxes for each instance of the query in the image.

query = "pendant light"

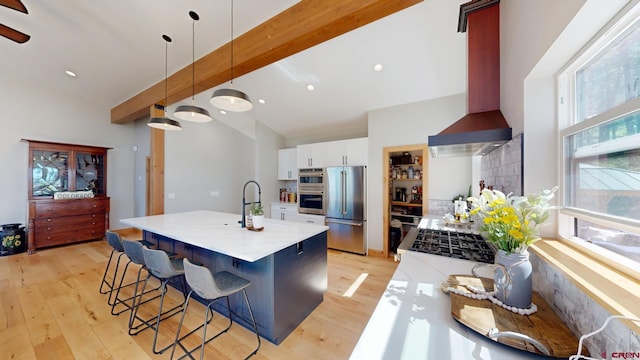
[148,34,182,131]
[210,0,253,112]
[174,11,212,122]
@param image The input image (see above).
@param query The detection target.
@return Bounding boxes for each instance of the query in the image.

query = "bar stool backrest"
[183,258,225,300]
[122,239,146,266]
[142,247,182,279]
[106,230,124,252]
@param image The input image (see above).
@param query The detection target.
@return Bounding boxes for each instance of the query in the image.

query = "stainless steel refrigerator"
[325,166,366,254]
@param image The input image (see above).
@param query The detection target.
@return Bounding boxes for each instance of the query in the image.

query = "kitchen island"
[120,210,328,345]
[351,233,557,359]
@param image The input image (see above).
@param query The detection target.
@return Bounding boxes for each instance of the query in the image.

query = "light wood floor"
[0,240,398,359]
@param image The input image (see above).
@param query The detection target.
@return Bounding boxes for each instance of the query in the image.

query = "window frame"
[556,0,640,279]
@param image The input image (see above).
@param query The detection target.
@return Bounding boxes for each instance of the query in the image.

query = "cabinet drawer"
[35,226,105,248]
[35,214,105,235]
[33,198,108,218]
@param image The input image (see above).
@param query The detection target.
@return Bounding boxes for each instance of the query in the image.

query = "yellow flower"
[467,186,558,254]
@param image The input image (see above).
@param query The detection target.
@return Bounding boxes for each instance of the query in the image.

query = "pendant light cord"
[191,15,195,101]
[230,0,234,86]
[163,35,170,110]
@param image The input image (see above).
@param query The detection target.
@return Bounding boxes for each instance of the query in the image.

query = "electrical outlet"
[210,191,220,197]
[167,193,175,200]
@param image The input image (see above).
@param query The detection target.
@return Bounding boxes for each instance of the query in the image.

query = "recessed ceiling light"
[306,84,315,91]
[258,98,266,104]
[373,64,383,72]
[219,110,227,115]
[65,70,77,77]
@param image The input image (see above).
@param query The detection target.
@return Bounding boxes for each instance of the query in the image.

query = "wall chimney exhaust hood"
[428,0,511,158]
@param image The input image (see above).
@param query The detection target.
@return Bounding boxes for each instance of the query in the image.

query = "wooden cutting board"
[447,275,588,358]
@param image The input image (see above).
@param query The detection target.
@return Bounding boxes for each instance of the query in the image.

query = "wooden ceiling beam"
[110,0,422,124]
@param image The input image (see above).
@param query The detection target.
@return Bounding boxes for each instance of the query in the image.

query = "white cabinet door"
[325,140,344,167]
[344,137,368,166]
[296,143,326,168]
[325,138,368,166]
[278,148,298,180]
[296,214,325,225]
[270,203,298,221]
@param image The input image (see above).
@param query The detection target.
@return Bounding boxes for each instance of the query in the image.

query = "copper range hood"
[428,0,511,158]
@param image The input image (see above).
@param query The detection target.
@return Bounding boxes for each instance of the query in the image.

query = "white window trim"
[556,0,640,280]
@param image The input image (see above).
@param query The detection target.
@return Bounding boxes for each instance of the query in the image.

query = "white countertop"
[120,210,328,262]
[350,251,549,360]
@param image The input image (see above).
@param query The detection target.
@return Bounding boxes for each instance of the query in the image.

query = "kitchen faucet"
[241,180,262,228]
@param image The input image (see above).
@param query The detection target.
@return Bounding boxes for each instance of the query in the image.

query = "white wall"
[255,122,286,219]
[0,69,136,229]
[501,0,629,238]
[367,93,472,252]
[163,118,255,215]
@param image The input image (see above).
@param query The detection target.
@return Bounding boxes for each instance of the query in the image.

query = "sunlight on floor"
[343,273,369,297]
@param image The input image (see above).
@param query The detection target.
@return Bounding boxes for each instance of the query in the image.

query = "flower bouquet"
[468,186,559,254]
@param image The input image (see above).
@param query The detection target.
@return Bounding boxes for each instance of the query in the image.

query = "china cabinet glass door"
[75,152,105,195]
[32,150,69,197]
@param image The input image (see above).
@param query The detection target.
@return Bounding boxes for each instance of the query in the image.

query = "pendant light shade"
[148,34,182,131]
[148,115,183,130]
[210,88,253,112]
[174,11,212,122]
[174,104,212,122]
[210,0,253,112]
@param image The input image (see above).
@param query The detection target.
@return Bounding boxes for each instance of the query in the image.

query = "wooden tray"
[447,275,588,358]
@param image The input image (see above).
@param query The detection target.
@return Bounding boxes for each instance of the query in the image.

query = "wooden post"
[149,104,165,215]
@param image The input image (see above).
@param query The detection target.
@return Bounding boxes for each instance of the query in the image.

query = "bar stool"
[130,246,188,354]
[99,230,129,302]
[170,258,261,360]
[100,230,153,308]
[108,237,160,316]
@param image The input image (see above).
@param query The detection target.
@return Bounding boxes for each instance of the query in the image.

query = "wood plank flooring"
[0,240,398,359]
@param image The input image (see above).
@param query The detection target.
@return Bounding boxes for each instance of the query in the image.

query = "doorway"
[382,144,428,258]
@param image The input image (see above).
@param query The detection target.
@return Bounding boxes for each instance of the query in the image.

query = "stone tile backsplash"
[428,199,454,216]
[481,133,523,196]
[531,252,640,358]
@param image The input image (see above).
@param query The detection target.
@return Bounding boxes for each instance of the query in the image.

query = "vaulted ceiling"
[0,0,467,140]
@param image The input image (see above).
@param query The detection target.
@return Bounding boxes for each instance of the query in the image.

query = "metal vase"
[494,249,532,308]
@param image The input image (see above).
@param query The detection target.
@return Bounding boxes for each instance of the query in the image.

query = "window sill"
[531,239,640,334]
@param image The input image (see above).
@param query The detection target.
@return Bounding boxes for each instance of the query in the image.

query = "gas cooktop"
[409,228,495,264]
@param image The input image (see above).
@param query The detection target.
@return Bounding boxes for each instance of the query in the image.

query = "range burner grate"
[409,228,495,264]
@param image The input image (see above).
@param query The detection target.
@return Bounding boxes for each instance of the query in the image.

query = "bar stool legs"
[171,259,261,360]
[127,247,188,354]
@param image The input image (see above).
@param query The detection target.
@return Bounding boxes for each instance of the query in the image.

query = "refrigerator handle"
[341,170,347,215]
[326,219,364,226]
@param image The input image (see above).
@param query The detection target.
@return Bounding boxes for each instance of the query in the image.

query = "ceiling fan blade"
[0,23,30,43]
[0,0,28,13]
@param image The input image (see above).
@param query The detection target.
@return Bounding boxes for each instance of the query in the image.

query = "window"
[558,2,640,270]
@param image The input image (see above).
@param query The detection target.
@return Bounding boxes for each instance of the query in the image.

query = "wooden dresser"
[28,197,110,252]
[23,139,111,254]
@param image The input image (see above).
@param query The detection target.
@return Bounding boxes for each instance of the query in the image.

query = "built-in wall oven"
[298,168,325,215]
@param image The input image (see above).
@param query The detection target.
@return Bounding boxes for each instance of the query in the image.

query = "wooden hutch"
[23,139,110,254]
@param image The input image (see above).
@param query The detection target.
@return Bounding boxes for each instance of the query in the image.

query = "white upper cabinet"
[297,142,326,169]
[278,148,298,180]
[325,137,368,166]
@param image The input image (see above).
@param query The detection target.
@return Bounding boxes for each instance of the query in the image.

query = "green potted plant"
[250,203,265,230]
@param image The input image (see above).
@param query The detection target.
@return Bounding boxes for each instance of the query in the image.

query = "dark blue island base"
[145,230,328,345]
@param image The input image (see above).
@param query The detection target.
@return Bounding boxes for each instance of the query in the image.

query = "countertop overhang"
[120,210,328,262]
[350,250,548,359]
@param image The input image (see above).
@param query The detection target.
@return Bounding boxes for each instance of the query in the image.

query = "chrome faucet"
[241,180,262,228]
